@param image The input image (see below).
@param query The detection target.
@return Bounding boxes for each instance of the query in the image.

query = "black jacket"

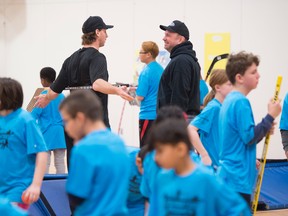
[157,41,200,115]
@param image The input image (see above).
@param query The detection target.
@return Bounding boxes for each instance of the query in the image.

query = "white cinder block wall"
[1,0,287,159]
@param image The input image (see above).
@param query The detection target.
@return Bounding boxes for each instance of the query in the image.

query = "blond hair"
[203,69,228,107]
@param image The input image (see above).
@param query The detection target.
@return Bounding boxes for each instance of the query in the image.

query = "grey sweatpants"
[46,149,66,174]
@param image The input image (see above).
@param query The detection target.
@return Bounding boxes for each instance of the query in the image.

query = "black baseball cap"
[160,20,189,40]
[82,16,114,34]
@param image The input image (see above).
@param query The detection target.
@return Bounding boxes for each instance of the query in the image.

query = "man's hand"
[117,88,134,101]
[285,151,288,160]
[34,94,50,108]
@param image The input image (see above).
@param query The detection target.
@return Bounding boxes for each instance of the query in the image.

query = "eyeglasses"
[139,51,148,54]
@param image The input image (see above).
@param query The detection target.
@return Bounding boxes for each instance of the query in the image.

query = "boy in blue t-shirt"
[31,67,66,174]
[59,90,130,216]
[280,92,288,159]
[136,41,164,147]
[148,119,250,215]
[140,105,187,202]
[218,51,282,205]
[0,78,48,210]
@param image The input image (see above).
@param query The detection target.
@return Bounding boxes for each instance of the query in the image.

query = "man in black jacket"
[157,20,200,122]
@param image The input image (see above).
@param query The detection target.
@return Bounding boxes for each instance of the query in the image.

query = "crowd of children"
[0,49,285,215]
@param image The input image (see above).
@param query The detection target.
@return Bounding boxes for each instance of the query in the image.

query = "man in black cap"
[157,20,201,122]
[35,16,133,167]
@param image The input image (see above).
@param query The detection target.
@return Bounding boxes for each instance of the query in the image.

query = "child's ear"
[136,157,142,167]
[136,156,143,174]
[177,142,187,157]
[76,112,86,122]
[235,74,243,84]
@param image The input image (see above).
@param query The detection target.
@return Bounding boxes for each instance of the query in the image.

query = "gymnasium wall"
[0,0,287,159]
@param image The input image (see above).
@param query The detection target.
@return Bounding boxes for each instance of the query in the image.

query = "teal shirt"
[199,79,209,106]
[127,150,145,216]
[218,91,256,194]
[66,129,130,216]
[191,98,221,166]
[149,166,250,215]
[136,61,164,120]
[0,196,28,216]
[31,90,66,150]
[0,108,47,202]
[280,93,288,130]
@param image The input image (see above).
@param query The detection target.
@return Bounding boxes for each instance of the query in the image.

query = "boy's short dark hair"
[40,67,56,83]
[155,105,186,124]
[147,106,187,152]
[226,51,260,84]
[149,119,193,151]
[59,90,103,121]
[0,77,23,111]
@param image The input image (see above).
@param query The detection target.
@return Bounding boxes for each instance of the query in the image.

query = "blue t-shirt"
[0,108,47,203]
[218,91,256,194]
[66,129,130,216]
[149,165,250,216]
[199,79,209,106]
[140,151,160,200]
[31,90,66,150]
[280,93,288,130]
[136,61,164,120]
[191,98,221,166]
[140,150,203,200]
[0,196,28,216]
[127,150,145,216]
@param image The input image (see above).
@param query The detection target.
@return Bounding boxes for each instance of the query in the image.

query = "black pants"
[239,192,251,208]
[64,131,74,172]
[139,119,154,148]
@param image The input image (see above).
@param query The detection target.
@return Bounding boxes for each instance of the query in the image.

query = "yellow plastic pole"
[251,75,282,215]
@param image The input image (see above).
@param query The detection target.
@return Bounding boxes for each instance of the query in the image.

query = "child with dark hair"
[140,106,187,201]
[32,67,66,173]
[149,119,250,215]
[189,69,232,167]
[40,67,56,85]
[218,51,282,205]
[140,105,203,215]
[0,78,47,210]
[59,90,130,215]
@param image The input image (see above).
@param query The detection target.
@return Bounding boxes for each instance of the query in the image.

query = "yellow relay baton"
[251,75,282,215]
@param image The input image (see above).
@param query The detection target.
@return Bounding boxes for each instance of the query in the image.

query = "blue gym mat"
[258,160,288,210]
[29,174,70,216]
